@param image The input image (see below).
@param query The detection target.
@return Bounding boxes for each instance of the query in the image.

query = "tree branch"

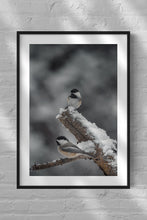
[57,108,117,176]
[31,155,94,171]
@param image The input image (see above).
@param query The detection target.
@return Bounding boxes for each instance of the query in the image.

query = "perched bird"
[56,136,93,158]
[67,89,82,109]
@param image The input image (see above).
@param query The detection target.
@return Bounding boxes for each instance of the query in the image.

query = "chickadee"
[56,136,93,158]
[67,89,82,109]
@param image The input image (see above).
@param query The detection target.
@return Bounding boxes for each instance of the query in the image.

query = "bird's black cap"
[71,89,79,93]
[56,136,68,141]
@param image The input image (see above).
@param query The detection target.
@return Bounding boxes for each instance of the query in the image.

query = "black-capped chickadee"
[67,89,82,109]
[56,136,93,158]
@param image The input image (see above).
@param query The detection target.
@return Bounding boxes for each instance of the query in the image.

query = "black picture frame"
[17,31,130,189]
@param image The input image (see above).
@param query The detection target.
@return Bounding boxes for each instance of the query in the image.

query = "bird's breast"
[58,146,79,158]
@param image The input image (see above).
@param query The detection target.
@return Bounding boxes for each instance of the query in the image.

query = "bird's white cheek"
[58,140,68,145]
[75,92,81,98]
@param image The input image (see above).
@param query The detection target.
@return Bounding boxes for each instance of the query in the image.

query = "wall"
[0,0,147,219]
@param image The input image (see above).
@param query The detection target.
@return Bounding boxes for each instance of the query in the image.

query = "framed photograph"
[17,31,130,188]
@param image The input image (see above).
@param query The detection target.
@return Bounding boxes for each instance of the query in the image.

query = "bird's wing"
[61,143,83,154]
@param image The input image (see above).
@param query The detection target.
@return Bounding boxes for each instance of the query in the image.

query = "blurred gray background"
[30,44,117,176]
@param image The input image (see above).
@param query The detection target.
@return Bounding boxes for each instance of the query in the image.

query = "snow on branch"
[31,155,94,171]
[57,107,117,176]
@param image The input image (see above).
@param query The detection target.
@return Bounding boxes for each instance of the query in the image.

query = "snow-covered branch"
[56,107,117,176]
[31,155,94,171]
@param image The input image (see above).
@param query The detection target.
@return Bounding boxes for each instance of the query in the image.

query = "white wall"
[0,0,147,219]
